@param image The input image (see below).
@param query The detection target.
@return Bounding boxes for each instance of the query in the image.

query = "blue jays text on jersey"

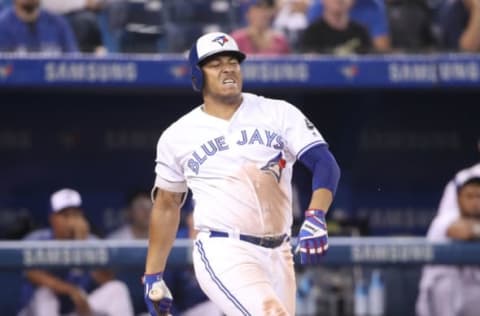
[187,128,285,175]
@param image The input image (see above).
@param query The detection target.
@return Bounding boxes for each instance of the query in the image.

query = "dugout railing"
[0,237,478,316]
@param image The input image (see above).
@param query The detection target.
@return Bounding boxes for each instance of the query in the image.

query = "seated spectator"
[386,0,437,52]
[107,0,166,53]
[0,0,78,53]
[108,190,151,240]
[18,188,134,316]
[307,0,391,52]
[161,0,240,53]
[41,0,106,54]
[230,0,290,55]
[438,0,480,52]
[299,0,372,54]
[273,0,310,49]
[416,176,480,316]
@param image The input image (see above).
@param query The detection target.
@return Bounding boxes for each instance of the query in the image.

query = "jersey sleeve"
[280,102,326,159]
[426,180,459,241]
[153,131,188,193]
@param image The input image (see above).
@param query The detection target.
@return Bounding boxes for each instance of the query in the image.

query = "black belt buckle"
[258,235,285,248]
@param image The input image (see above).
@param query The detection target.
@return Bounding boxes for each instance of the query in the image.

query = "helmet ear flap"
[189,43,203,92]
[191,63,203,92]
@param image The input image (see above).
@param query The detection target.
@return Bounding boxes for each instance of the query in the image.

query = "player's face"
[202,54,242,99]
[49,207,85,239]
[458,184,480,219]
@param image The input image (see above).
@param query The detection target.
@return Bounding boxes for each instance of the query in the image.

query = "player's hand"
[143,272,173,316]
[68,286,91,316]
[297,209,328,264]
[67,214,90,240]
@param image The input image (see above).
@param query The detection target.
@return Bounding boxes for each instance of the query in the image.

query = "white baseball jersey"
[153,92,325,237]
[427,162,480,242]
[416,162,480,316]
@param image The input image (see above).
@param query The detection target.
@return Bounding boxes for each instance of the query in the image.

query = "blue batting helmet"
[188,32,246,92]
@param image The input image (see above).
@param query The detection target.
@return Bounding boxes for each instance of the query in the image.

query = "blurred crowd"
[1,0,480,55]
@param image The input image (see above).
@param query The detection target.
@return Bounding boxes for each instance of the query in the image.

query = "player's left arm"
[300,143,340,209]
[297,144,341,264]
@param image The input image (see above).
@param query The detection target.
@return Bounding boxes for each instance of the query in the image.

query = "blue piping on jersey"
[296,140,326,160]
[195,240,251,316]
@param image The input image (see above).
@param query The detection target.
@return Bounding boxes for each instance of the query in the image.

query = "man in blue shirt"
[0,0,78,53]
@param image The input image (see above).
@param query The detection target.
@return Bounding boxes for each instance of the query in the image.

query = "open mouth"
[223,78,236,85]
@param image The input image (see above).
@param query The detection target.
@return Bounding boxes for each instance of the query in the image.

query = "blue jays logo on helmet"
[212,35,229,47]
[188,32,246,92]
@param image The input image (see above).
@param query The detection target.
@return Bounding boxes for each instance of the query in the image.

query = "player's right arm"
[145,188,183,274]
[24,269,90,314]
[144,187,184,316]
[145,125,187,315]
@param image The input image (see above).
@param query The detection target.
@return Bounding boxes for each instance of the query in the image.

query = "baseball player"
[416,176,480,316]
[18,188,134,316]
[143,31,340,316]
[426,137,480,242]
[416,139,480,316]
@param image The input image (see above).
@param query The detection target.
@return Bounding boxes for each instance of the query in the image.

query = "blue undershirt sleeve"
[298,144,341,195]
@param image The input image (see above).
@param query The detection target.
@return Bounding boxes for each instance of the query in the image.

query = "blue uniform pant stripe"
[195,240,251,316]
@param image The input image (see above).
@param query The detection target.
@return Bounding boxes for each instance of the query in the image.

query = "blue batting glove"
[143,272,173,316]
[297,209,329,264]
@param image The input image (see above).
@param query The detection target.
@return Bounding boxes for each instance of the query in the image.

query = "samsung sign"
[44,62,138,82]
[23,247,109,266]
[242,62,310,82]
[388,61,480,83]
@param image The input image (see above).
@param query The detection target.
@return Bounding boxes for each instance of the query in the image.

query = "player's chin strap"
[143,272,173,316]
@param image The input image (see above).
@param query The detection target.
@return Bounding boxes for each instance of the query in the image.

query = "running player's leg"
[272,242,296,315]
[192,235,291,316]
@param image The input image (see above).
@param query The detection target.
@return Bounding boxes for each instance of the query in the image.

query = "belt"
[209,230,289,248]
